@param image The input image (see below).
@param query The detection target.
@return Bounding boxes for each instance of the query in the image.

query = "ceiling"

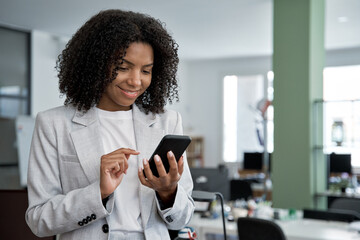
[0,0,359,60]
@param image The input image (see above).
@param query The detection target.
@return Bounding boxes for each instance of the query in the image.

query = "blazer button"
[83,218,88,224]
[102,224,109,233]
[78,221,84,226]
[87,216,92,222]
[91,214,96,220]
[165,215,173,223]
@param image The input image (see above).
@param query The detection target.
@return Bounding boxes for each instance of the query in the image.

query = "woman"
[26,9,194,240]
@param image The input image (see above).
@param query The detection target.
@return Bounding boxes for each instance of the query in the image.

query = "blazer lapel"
[132,105,165,227]
[70,105,165,226]
[70,108,104,183]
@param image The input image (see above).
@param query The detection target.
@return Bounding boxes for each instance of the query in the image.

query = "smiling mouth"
[118,87,139,98]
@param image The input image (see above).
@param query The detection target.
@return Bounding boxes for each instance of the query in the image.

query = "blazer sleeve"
[155,111,195,230]
[25,111,112,237]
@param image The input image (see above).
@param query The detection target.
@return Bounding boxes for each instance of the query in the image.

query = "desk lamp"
[192,190,227,240]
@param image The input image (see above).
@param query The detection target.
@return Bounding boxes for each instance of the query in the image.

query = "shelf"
[186,136,204,167]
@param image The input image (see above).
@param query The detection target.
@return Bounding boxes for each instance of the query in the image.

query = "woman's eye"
[143,69,152,74]
[119,67,128,71]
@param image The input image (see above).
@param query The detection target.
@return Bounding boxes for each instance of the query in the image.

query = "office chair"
[168,229,179,240]
[237,217,286,240]
[329,198,360,214]
[230,179,253,201]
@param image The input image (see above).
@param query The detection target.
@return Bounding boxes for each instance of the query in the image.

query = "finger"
[154,155,167,177]
[115,170,124,179]
[119,159,125,174]
[101,153,128,162]
[178,156,184,176]
[120,148,140,156]
[142,158,154,180]
[123,157,129,174]
[112,161,122,174]
[104,159,123,174]
[105,147,138,156]
[138,167,152,188]
[101,158,125,176]
[103,153,132,173]
[125,153,139,160]
[167,151,179,176]
[106,161,122,176]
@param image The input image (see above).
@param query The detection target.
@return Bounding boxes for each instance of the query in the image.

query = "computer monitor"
[243,152,272,172]
[190,167,229,201]
[243,152,263,170]
[328,153,352,174]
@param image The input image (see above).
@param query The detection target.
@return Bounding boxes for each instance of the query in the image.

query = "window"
[222,74,273,163]
[323,65,360,168]
[223,76,238,162]
[0,26,31,118]
[0,26,30,190]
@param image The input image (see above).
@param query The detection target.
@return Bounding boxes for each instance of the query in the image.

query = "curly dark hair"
[56,9,179,114]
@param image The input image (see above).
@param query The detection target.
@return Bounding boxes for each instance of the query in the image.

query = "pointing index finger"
[115,148,140,158]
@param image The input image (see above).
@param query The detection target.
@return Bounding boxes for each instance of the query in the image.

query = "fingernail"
[168,151,173,157]
[143,158,147,165]
[155,155,160,162]
[138,166,142,172]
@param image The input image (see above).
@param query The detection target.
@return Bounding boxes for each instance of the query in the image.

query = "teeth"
[118,86,138,96]
[122,89,138,96]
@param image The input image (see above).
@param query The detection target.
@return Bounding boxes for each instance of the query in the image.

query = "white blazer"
[26,104,195,240]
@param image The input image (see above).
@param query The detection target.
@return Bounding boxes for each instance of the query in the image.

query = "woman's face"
[97,42,154,111]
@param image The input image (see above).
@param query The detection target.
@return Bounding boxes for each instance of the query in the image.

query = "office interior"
[1,0,360,239]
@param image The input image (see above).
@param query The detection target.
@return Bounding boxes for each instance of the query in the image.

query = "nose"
[128,70,141,87]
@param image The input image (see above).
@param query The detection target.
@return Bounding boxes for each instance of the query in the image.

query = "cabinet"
[186,136,204,167]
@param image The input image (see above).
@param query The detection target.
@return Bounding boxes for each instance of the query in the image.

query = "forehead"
[124,42,153,60]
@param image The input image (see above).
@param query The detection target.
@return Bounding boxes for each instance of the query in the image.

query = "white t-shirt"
[96,107,143,233]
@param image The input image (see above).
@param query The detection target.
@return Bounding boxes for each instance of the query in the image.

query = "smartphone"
[144,134,192,178]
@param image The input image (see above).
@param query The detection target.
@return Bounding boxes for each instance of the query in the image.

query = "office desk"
[277,219,360,240]
[189,213,360,240]
[316,190,360,208]
[316,190,360,199]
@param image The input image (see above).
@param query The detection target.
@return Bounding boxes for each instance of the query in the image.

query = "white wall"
[167,60,190,126]
[326,47,360,67]
[31,30,68,117]
[180,56,272,167]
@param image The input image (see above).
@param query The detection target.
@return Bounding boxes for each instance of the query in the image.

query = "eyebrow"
[122,59,153,67]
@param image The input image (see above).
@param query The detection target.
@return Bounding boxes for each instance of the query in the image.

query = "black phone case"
[144,134,191,178]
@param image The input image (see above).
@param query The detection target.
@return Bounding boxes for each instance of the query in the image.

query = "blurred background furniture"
[186,136,204,167]
[329,198,360,214]
[192,190,227,240]
[190,166,230,201]
[189,208,360,240]
[237,217,286,240]
[0,189,55,240]
[303,208,360,222]
[230,179,253,201]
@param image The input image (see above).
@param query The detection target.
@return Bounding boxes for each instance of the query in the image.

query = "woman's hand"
[138,151,184,206]
[100,148,139,199]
